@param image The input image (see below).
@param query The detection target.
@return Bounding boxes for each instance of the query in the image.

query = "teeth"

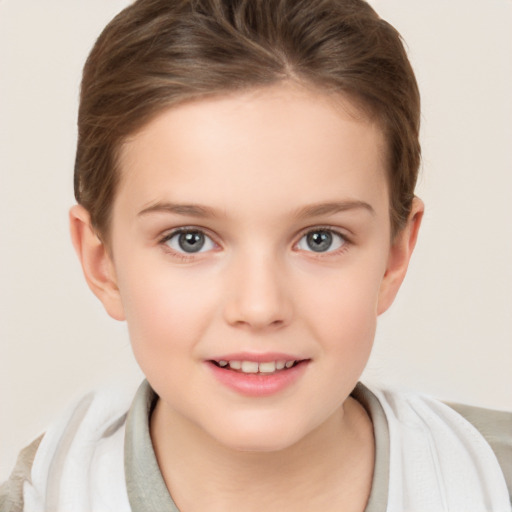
[259,361,276,373]
[219,360,297,373]
[241,361,259,373]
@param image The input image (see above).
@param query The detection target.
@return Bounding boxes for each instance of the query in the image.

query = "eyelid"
[159,226,220,256]
[294,226,351,254]
[157,224,351,259]
[295,225,351,241]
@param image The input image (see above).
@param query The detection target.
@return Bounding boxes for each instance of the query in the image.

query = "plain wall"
[1,0,511,481]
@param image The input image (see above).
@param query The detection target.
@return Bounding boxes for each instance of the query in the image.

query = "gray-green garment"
[1,382,511,511]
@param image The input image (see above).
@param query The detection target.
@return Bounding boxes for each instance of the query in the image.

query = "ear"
[377,197,424,315]
[69,205,125,321]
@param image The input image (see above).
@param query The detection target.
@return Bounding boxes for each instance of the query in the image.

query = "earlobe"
[377,197,424,315]
[69,205,125,321]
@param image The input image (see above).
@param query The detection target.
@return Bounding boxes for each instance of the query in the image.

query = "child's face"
[74,83,420,451]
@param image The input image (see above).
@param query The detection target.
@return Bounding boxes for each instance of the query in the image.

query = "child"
[1,0,510,511]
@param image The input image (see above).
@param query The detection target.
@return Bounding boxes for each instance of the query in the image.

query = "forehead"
[115,83,389,220]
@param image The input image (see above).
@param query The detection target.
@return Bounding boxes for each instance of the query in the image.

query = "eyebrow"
[138,199,375,219]
[294,200,375,219]
[138,202,219,218]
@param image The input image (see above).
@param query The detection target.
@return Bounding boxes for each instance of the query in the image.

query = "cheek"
[116,262,219,363]
[299,260,383,352]
[315,291,378,361]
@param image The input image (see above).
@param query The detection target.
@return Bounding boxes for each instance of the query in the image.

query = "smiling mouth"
[210,359,306,374]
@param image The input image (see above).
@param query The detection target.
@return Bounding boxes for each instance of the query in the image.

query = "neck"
[150,396,375,512]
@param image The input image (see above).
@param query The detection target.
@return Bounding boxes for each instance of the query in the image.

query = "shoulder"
[1,386,134,512]
[0,435,44,512]
[445,401,512,500]
[367,385,512,509]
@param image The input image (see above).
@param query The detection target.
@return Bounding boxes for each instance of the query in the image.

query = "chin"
[209,417,310,454]
[220,436,300,454]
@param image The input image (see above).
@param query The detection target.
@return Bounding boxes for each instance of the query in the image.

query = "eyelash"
[158,226,351,261]
[159,227,218,262]
[294,226,351,259]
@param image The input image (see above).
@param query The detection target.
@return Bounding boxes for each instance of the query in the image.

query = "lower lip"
[206,361,309,397]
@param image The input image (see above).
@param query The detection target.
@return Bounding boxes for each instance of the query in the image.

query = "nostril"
[222,264,293,329]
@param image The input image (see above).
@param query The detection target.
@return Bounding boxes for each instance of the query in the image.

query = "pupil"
[178,231,205,253]
[307,231,332,252]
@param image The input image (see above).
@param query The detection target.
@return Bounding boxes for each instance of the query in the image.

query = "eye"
[296,229,346,253]
[163,229,216,254]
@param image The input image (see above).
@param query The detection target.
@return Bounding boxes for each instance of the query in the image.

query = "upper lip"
[207,352,307,363]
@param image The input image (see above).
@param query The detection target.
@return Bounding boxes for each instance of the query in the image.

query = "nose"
[223,252,293,331]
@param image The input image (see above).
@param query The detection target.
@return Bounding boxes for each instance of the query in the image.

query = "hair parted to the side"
[74,0,420,241]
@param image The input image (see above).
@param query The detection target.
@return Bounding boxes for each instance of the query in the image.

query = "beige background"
[1,0,511,480]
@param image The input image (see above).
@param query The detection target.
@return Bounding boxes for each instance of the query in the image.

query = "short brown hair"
[74,0,420,240]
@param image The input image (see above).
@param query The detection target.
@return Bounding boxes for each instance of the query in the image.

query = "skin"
[70,82,423,511]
